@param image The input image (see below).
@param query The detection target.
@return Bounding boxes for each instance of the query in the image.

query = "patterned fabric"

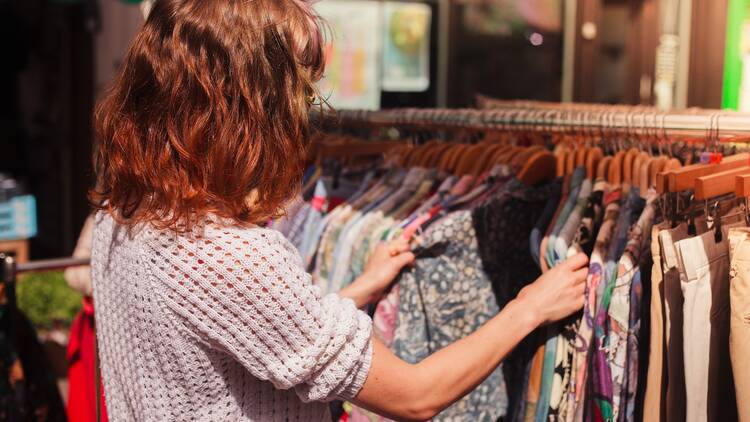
[299,180,329,262]
[548,179,594,422]
[569,180,607,257]
[554,179,593,260]
[607,192,656,422]
[472,178,560,422]
[529,179,564,266]
[574,188,621,422]
[393,210,508,421]
[546,168,586,267]
[555,180,607,422]
[625,268,644,422]
[537,171,585,422]
[313,205,356,293]
[287,203,312,249]
[589,189,645,422]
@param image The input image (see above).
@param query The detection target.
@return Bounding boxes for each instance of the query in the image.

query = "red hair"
[91,0,325,231]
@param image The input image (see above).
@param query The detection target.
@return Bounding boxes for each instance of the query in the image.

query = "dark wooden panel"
[687,0,728,108]
[574,0,603,102]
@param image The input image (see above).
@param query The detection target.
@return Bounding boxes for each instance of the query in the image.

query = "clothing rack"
[316,106,750,137]
[1,255,91,278]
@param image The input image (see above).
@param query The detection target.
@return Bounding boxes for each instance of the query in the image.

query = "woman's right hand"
[516,252,589,326]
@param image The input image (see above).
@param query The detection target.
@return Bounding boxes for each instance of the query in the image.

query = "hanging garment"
[67,297,108,422]
[299,180,330,263]
[393,210,508,422]
[560,179,606,421]
[529,179,564,267]
[472,178,560,421]
[675,223,740,422]
[658,223,692,422]
[590,188,645,422]
[729,227,750,422]
[537,169,586,422]
[546,169,586,268]
[553,179,593,261]
[547,178,594,422]
[568,179,607,258]
[643,223,668,422]
[607,192,656,422]
[575,187,621,422]
[525,177,573,422]
[625,259,646,422]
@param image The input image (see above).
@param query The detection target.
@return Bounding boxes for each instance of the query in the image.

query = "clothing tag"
[311,195,326,211]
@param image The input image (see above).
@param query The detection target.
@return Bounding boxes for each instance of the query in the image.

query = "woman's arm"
[351,253,589,421]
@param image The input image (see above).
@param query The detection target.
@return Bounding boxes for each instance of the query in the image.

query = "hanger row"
[318,106,750,140]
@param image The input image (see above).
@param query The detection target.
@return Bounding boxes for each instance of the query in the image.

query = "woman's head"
[92,0,325,231]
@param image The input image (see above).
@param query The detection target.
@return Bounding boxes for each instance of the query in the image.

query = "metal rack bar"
[317,107,750,136]
[16,257,90,274]
[0,254,90,281]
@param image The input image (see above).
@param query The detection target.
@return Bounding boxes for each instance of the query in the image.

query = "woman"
[90,1,589,421]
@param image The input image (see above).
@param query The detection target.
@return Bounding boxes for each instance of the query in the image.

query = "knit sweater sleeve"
[149,225,373,402]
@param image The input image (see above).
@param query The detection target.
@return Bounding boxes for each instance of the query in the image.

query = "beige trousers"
[729,228,750,422]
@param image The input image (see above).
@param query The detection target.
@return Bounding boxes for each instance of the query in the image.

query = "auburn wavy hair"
[91,0,325,231]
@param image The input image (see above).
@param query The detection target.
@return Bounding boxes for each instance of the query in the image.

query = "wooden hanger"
[496,146,521,165]
[695,166,750,200]
[623,148,640,186]
[428,144,455,168]
[448,145,472,172]
[735,174,750,197]
[555,146,569,177]
[478,145,504,172]
[442,144,465,173]
[454,144,486,175]
[597,156,613,180]
[648,156,668,189]
[465,144,493,175]
[574,146,588,168]
[418,142,446,167]
[565,147,577,175]
[654,158,681,193]
[633,152,650,192]
[608,151,626,185]
[585,147,604,180]
[436,144,458,171]
[518,151,557,186]
[511,146,545,170]
[666,152,750,192]
[409,140,443,167]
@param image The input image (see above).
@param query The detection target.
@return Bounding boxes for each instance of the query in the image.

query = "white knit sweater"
[91,212,373,421]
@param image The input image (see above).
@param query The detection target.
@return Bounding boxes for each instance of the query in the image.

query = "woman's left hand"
[338,238,415,308]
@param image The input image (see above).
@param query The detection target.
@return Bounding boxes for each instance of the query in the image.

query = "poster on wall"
[382,2,431,92]
[314,1,382,110]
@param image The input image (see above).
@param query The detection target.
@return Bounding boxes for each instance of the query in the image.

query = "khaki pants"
[644,224,667,422]
[729,228,750,422]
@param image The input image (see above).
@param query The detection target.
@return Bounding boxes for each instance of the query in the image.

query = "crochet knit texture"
[91,212,373,421]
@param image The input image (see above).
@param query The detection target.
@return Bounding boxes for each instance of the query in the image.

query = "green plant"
[16,271,82,329]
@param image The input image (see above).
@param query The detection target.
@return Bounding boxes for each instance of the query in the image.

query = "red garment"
[67,297,108,422]
[328,196,346,211]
